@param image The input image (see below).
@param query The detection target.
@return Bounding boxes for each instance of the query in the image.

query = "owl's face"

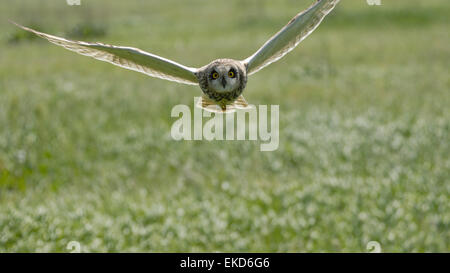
[196,59,248,103]
[206,63,242,93]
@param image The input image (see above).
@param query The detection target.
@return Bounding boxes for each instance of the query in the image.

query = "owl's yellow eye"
[228,71,236,78]
[212,72,219,79]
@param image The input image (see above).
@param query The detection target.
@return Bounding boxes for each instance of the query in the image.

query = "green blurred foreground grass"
[0,0,448,252]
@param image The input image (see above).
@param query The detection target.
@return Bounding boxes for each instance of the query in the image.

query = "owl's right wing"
[12,22,199,85]
[243,0,340,75]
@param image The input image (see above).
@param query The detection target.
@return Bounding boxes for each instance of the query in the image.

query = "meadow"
[0,0,448,252]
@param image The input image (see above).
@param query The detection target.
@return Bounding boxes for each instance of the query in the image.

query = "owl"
[12,0,340,113]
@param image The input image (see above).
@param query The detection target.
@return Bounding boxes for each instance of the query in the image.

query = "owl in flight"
[13,0,340,113]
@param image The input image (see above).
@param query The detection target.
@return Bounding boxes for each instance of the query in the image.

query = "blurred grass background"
[0,0,448,252]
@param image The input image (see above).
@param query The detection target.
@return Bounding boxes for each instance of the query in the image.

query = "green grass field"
[0,0,448,252]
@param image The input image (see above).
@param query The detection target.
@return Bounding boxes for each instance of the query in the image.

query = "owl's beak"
[221,77,227,88]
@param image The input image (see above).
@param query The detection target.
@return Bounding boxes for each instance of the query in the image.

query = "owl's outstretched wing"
[243,0,340,75]
[12,22,199,85]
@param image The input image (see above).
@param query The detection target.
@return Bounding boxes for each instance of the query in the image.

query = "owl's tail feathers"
[197,95,235,113]
[196,95,253,114]
[234,95,250,110]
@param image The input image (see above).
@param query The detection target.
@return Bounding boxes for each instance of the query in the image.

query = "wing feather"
[11,22,199,85]
[243,0,340,75]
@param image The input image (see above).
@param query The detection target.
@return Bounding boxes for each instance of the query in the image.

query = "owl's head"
[201,59,247,94]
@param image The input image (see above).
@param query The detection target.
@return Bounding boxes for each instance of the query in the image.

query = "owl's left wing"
[243,0,340,75]
[11,22,199,85]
